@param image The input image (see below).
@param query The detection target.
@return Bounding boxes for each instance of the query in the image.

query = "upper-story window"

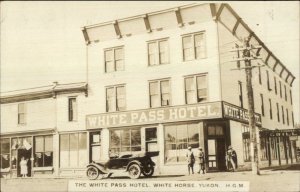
[104,47,124,72]
[148,39,169,66]
[260,94,264,117]
[274,77,277,94]
[68,97,77,122]
[106,85,126,112]
[266,70,271,91]
[279,81,282,98]
[258,67,262,85]
[281,106,285,124]
[269,98,272,120]
[182,32,206,61]
[286,108,289,126]
[185,74,207,104]
[290,89,293,105]
[18,103,26,124]
[149,79,171,108]
[276,103,280,122]
[238,81,243,108]
[284,85,287,101]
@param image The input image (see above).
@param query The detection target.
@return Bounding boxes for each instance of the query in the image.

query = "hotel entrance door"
[206,123,228,171]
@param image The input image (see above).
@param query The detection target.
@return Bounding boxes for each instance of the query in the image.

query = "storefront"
[86,101,248,173]
[0,129,55,178]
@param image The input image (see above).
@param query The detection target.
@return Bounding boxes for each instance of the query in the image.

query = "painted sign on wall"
[86,102,222,129]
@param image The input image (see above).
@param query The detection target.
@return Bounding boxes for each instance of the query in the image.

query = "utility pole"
[232,37,261,175]
[243,37,260,175]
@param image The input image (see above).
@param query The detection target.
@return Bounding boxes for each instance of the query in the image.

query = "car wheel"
[142,165,154,177]
[86,166,99,180]
[128,164,141,179]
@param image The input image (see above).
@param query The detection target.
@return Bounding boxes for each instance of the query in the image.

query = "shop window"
[164,123,199,163]
[34,135,53,167]
[18,103,26,124]
[145,128,158,152]
[270,137,278,160]
[59,132,87,168]
[106,85,126,112]
[207,125,224,136]
[279,137,286,160]
[182,32,206,61]
[1,139,10,169]
[148,39,169,66]
[184,74,207,104]
[110,128,141,154]
[260,137,268,161]
[104,47,124,72]
[68,97,77,121]
[149,79,170,108]
[242,124,250,162]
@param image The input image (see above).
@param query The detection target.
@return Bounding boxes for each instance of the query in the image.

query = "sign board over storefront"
[86,102,222,129]
[223,102,262,126]
[260,129,300,137]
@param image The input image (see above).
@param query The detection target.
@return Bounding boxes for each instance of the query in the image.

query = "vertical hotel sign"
[86,102,222,129]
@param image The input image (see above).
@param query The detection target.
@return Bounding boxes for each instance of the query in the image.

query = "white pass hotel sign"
[86,102,222,129]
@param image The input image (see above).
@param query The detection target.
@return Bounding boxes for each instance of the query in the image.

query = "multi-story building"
[0,82,88,177]
[1,3,299,178]
[82,3,298,174]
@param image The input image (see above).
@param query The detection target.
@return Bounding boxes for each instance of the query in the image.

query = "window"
[68,98,77,121]
[106,85,126,112]
[279,81,282,98]
[284,85,287,101]
[11,137,32,169]
[242,125,250,161]
[148,39,169,66]
[104,47,124,72]
[110,128,141,154]
[182,32,206,61]
[270,137,278,160]
[282,106,285,124]
[260,137,268,160]
[258,67,262,85]
[185,74,207,104]
[149,79,171,107]
[90,132,101,162]
[276,103,280,122]
[290,90,293,104]
[238,81,243,108]
[266,70,271,90]
[286,109,289,126]
[260,94,264,116]
[1,139,10,169]
[34,135,53,167]
[60,132,87,168]
[292,112,294,127]
[269,99,272,120]
[274,77,277,94]
[18,103,26,124]
[164,123,199,163]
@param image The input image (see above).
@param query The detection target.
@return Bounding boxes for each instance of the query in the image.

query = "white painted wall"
[0,98,56,133]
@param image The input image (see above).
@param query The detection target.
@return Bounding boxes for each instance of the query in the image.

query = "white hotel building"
[1,3,298,178]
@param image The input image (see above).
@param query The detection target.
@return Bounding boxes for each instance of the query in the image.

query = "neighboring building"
[0,82,88,177]
[82,3,298,174]
[1,3,299,178]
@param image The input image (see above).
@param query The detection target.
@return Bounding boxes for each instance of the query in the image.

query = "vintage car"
[86,151,159,180]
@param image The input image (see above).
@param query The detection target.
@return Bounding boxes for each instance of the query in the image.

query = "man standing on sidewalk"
[186,146,195,175]
[197,147,205,174]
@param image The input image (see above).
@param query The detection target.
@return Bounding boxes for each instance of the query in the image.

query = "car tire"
[86,166,99,180]
[142,165,154,177]
[128,164,141,179]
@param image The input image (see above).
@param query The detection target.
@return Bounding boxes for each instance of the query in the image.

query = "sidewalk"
[1,164,300,192]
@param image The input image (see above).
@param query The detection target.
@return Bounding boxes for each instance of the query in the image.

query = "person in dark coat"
[226,146,237,171]
[197,147,205,174]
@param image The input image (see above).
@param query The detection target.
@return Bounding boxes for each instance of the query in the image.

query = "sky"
[0,1,299,123]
